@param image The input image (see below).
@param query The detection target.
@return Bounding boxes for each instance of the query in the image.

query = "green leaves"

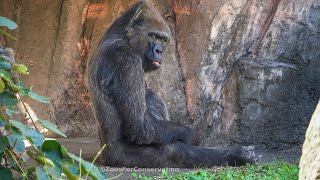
[0,21,104,179]
[0,16,17,30]
[61,161,81,180]
[0,61,49,105]
[6,107,20,117]
[0,167,13,180]
[0,61,11,70]
[0,67,20,106]
[0,62,30,74]
[0,91,18,106]
[0,137,9,152]
[38,119,67,138]
[0,68,12,81]
[40,140,64,177]
[10,120,44,147]
[27,91,50,103]
[38,140,107,180]
[41,140,63,165]
[8,133,25,153]
[0,78,5,93]
[0,16,17,40]
[61,146,107,180]
[12,64,29,75]
[35,167,50,180]
[0,86,49,106]
[35,156,55,167]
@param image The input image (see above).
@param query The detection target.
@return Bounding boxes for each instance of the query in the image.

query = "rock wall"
[194,0,320,149]
[0,0,319,150]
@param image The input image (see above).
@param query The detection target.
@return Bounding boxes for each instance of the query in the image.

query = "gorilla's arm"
[109,52,197,145]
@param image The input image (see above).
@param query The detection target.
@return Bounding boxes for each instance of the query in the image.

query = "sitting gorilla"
[88,0,255,168]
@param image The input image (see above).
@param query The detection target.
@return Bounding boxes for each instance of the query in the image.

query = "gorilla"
[88,0,255,168]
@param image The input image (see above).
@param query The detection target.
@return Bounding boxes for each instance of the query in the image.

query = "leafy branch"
[0,16,106,180]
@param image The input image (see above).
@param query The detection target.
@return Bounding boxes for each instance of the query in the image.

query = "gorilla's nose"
[153,44,163,57]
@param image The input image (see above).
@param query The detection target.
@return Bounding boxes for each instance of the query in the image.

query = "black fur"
[88,1,254,168]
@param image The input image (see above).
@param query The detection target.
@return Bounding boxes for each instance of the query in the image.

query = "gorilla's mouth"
[152,61,161,67]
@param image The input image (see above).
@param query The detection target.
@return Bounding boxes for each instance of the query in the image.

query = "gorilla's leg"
[164,142,255,167]
[104,141,254,168]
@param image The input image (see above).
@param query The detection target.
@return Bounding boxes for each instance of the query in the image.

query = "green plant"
[0,16,106,179]
[134,162,299,180]
[0,17,17,40]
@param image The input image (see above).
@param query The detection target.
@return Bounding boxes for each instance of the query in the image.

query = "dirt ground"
[57,138,301,180]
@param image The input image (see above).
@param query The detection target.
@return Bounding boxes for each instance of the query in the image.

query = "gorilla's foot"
[230,145,261,166]
[242,145,263,165]
[225,145,258,166]
[241,145,258,165]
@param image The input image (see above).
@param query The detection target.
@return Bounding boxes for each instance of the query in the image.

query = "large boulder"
[299,101,320,180]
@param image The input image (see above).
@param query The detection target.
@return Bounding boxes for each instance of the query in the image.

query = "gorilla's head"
[125,1,171,72]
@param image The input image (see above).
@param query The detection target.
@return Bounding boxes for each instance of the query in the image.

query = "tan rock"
[299,101,320,180]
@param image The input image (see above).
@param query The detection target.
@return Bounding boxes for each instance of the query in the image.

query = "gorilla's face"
[127,2,171,72]
[143,31,169,71]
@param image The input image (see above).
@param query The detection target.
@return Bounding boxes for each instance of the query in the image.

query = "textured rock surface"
[0,0,319,150]
[299,101,320,180]
[1,0,97,137]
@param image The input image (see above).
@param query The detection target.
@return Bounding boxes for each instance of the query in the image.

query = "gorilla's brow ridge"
[149,31,169,41]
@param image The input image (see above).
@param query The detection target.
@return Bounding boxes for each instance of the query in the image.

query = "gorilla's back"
[87,1,140,146]
[88,41,123,144]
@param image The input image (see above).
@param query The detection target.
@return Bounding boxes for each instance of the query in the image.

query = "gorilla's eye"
[151,34,156,39]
